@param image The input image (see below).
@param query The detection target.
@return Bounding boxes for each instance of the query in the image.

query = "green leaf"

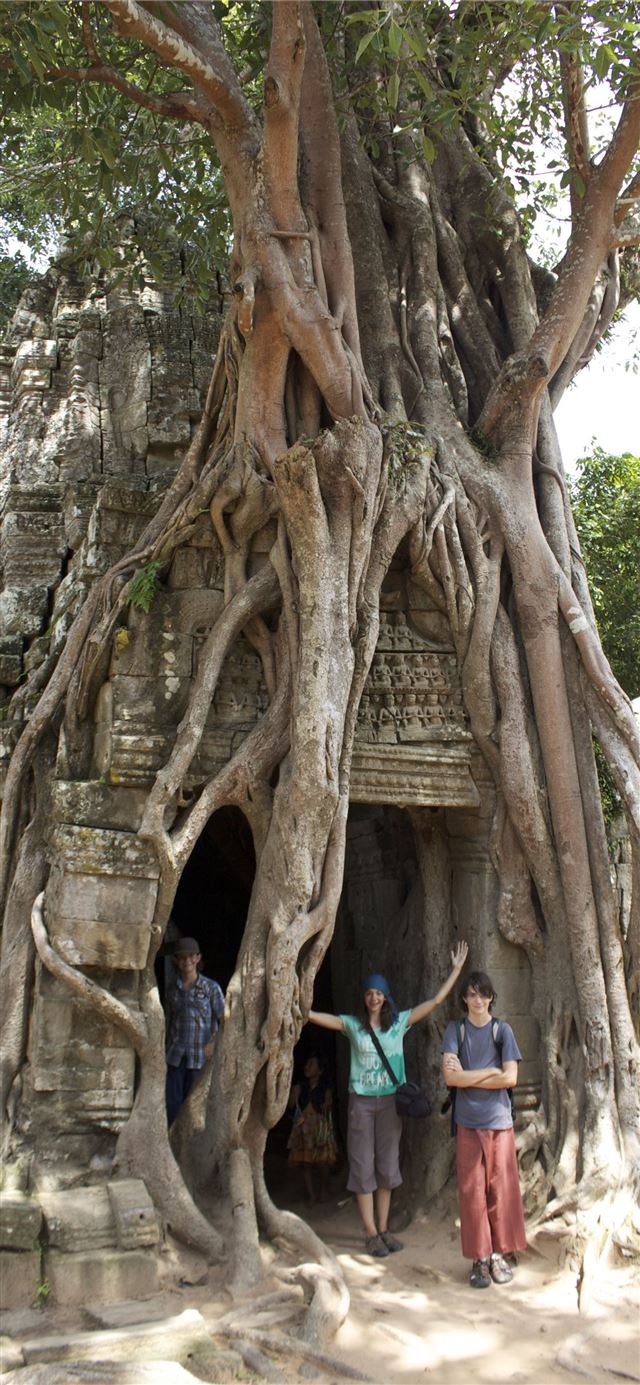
[387,20,403,57]
[10,47,33,83]
[405,28,426,62]
[388,71,400,110]
[422,135,436,163]
[594,44,612,79]
[355,30,376,64]
[94,133,117,169]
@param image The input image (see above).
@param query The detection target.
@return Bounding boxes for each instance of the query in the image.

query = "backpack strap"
[491,1018,516,1122]
[448,1018,465,1135]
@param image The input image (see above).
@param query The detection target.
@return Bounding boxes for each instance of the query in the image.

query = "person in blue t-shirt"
[442,970,527,1289]
[308,941,468,1258]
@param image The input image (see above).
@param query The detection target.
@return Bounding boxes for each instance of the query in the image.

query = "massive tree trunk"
[1,0,639,1335]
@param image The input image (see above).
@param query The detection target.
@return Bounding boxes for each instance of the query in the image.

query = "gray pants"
[346,1092,403,1194]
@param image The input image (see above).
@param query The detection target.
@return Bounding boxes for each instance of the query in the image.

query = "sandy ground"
[2,1185,638,1385]
[302,1190,640,1385]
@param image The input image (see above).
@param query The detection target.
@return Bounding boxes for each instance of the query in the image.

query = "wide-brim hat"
[173,936,201,956]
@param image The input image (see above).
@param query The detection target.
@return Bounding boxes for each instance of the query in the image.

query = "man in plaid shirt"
[165,936,225,1125]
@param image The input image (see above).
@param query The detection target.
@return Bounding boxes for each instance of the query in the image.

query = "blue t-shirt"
[442,1018,521,1130]
[339,1011,412,1096]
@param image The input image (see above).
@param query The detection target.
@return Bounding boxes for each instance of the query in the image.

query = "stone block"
[0,1195,42,1251]
[31,959,140,1042]
[45,869,157,969]
[49,824,159,880]
[112,610,194,680]
[51,781,151,832]
[166,545,223,590]
[11,339,58,385]
[0,1306,45,1337]
[351,743,479,808]
[110,675,191,726]
[157,588,224,635]
[147,399,191,449]
[43,1247,159,1308]
[517,1060,540,1089]
[0,635,23,686]
[0,1251,41,1311]
[2,485,62,515]
[23,636,49,675]
[0,585,48,639]
[107,1181,161,1250]
[62,480,102,548]
[109,730,171,782]
[40,1187,115,1253]
[32,1039,135,1100]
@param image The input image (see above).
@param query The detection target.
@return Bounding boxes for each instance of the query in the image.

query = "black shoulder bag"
[366,1024,432,1119]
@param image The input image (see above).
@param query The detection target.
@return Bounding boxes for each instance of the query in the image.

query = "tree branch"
[263,0,306,222]
[615,169,640,226]
[103,0,256,139]
[611,230,640,249]
[31,892,147,1051]
[559,45,591,221]
[42,62,201,121]
[479,75,640,439]
[81,1,99,63]
[557,572,640,761]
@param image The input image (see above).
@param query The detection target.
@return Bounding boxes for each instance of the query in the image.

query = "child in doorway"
[287,1054,337,1202]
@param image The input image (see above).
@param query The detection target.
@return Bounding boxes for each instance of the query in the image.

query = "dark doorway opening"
[265,803,421,1207]
[169,804,255,991]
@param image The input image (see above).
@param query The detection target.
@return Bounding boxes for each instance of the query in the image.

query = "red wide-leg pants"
[456,1126,527,1260]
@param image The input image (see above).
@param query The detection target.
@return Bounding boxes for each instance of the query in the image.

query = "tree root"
[233,1340,285,1381]
[254,1171,349,1348]
[214,1324,375,1381]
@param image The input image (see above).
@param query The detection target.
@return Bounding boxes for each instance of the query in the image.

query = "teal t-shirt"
[339,1011,412,1095]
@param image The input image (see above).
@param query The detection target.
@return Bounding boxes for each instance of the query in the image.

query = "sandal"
[364,1233,390,1258]
[469,1258,491,1289]
[380,1231,404,1253]
[490,1253,513,1284]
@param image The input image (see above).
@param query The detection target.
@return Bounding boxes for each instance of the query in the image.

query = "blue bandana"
[362,973,398,1020]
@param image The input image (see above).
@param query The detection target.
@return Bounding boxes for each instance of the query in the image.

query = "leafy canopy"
[569,448,640,701]
[1,0,639,292]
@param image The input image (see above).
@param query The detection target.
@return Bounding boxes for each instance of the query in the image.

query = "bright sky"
[554,300,640,471]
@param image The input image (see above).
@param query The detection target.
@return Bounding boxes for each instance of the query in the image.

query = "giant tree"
[1,0,639,1338]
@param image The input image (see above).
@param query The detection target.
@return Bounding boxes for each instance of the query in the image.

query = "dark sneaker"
[380,1231,404,1253]
[490,1253,513,1284]
[469,1258,491,1288]
[364,1233,390,1258]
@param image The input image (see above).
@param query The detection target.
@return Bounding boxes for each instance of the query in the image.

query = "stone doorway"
[265,803,425,1206]
[165,804,256,997]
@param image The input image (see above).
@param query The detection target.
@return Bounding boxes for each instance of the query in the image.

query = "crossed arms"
[442,1053,518,1089]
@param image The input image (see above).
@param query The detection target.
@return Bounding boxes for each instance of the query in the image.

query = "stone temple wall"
[0,255,539,1305]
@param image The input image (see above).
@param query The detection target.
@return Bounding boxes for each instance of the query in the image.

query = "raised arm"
[408,942,468,1027]
[308,1010,345,1033]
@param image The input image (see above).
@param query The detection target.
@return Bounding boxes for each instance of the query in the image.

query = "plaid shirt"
[165,973,225,1070]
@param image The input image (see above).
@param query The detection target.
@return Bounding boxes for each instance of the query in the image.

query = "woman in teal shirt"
[309,941,467,1257]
